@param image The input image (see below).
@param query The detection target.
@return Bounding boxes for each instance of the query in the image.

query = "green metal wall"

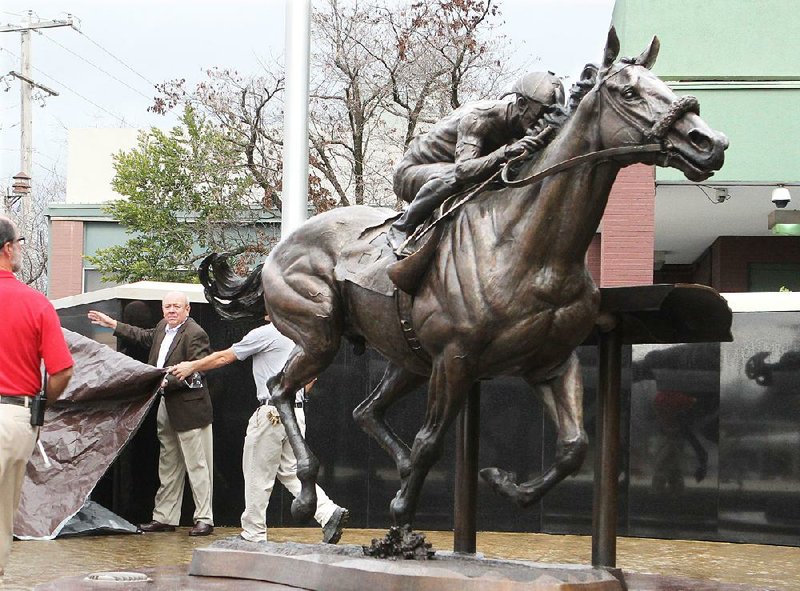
[656,87,800,183]
[612,0,800,80]
[612,0,800,184]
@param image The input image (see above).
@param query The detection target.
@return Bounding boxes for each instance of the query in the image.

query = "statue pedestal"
[188,538,623,591]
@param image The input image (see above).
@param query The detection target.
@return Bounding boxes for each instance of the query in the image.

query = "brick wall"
[711,236,800,292]
[600,164,655,287]
[48,220,84,299]
[656,236,800,292]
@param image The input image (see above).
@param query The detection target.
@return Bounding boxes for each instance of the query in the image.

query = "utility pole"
[1,11,72,220]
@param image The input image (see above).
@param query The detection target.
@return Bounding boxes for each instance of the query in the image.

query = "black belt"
[260,400,304,409]
[0,395,32,408]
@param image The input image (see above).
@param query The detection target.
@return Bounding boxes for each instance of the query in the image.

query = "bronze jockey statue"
[388,71,566,250]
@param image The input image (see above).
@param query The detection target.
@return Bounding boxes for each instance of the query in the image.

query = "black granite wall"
[58,302,800,545]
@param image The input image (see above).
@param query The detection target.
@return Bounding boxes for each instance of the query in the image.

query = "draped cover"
[14,329,163,540]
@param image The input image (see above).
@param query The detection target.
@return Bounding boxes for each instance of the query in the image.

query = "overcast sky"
[0,0,615,187]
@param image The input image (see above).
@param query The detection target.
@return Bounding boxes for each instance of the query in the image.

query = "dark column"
[592,323,622,567]
[454,382,480,553]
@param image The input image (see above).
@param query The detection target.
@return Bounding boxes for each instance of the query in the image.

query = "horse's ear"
[602,27,620,68]
[635,36,660,69]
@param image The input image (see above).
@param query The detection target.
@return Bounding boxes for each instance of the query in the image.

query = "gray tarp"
[57,500,138,537]
[14,329,164,540]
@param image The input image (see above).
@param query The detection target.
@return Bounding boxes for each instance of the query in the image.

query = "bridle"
[501,65,700,188]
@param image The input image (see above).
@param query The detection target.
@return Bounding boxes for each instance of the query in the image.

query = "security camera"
[772,185,791,209]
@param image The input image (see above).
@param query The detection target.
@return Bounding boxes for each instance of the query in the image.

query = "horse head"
[582,27,728,181]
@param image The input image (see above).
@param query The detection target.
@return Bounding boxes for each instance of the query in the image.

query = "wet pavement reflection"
[1,528,797,590]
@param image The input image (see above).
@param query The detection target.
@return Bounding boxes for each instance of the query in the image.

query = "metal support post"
[592,322,622,568]
[454,382,480,554]
[281,0,311,238]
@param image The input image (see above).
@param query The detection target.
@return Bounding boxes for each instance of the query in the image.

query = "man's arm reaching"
[169,348,238,381]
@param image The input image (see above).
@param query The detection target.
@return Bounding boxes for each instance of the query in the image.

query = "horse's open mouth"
[665,149,716,182]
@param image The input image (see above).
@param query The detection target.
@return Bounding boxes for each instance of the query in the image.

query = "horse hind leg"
[481,352,588,507]
[353,364,426,480]
[268,333,342,522]
[263,267,345,520]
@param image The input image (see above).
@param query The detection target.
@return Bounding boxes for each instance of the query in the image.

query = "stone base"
[188,537,623,591]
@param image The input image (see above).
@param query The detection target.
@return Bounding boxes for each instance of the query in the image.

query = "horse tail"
[198,253,266,320]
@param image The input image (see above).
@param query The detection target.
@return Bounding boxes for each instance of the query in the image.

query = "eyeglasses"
[3,236,24,247]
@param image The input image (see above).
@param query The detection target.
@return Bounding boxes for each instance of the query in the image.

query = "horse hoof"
[480,467,519,499]
[390,493,411,526]
[480,467,517,487]
[291,496,316,522]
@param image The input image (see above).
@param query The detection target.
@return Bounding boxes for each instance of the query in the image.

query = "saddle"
[334,177,500,297]
[332,212,444,297]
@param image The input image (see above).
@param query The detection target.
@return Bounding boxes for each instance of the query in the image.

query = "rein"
[395,87,699,252]
[501,92,699,188]
[398,143,666,251]
[500,143,664,188]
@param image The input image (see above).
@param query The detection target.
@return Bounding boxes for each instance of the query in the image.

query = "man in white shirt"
[170,317,349,544]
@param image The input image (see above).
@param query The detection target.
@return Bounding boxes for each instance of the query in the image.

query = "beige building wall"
[65,128,140,204]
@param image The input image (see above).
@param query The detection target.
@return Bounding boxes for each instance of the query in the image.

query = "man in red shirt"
[0,215,73,576]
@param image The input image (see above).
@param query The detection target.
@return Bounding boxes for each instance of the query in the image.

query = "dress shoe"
[189,521,214,536]
[322,506,349,544]
[138,520,175,533]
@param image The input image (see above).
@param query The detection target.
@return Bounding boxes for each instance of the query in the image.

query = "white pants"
[240,405,337,542]
[151,398,214,526]
[0,404,37,576]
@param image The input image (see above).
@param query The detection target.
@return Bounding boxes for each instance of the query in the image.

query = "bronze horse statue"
[203,28,728,530]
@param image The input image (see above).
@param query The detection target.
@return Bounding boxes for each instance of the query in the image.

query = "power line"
[73,28,156,87]
[0,47,128,125]
[39,30,154,101]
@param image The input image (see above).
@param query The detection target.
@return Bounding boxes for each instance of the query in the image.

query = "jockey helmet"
[503,71,565,108]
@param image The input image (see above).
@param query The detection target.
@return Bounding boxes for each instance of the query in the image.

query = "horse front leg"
[391,350,474,527]
[481,352,588,507]
[353,364,426,481]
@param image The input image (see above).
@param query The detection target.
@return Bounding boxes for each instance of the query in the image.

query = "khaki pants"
[151,398,214,526]
[240,405,337,542]
[0,404,37,576]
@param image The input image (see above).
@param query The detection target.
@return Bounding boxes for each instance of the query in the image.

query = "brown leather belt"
[0,395,32,408]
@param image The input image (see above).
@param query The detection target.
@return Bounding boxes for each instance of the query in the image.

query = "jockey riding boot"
[389,178,454,252]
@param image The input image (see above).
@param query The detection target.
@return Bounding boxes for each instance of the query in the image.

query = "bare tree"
[151,66,286,208]
[7,168,64,292]
[310,0,395,206]
[149,0,517,212]
[310,0,517,207]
